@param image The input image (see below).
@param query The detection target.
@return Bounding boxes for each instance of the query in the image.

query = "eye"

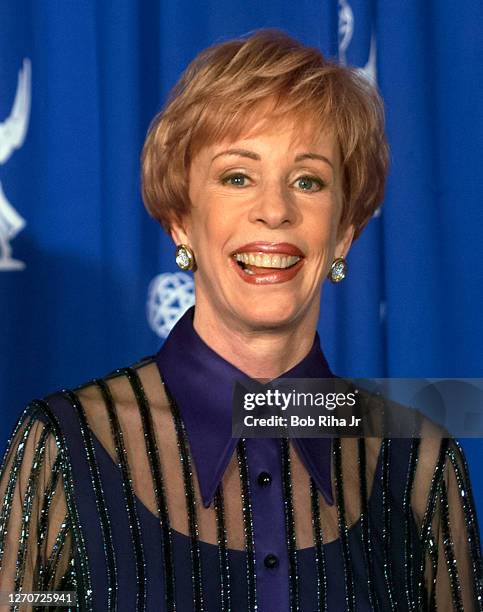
[294,175,325,192]
[221,173,250,187]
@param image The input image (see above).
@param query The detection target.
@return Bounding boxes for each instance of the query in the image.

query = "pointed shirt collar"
[155,306,334,508]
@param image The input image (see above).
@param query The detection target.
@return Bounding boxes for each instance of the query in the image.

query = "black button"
[264,554,279,569]
[257,471,272,486]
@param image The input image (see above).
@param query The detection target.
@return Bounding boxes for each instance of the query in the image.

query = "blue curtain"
[1,1,482,518]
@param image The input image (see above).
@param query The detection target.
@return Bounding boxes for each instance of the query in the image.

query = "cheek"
[205,201,241,243]
[307,208,338,252]
[190,207,230,259]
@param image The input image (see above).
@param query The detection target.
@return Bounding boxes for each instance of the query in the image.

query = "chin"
[231,299,301,331]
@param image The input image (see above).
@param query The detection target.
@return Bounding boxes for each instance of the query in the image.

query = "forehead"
[189,94,339,155]
[196,112,339,161]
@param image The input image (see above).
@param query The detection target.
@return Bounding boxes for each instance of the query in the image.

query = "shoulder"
[21,356,171,453]
[43,355,169,411]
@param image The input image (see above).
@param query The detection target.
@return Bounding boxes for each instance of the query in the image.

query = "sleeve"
[421,438,483,610]
[0,404,76,601]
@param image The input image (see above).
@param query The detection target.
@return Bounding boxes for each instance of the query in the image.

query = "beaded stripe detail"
[357,437,379,612]
[62,389,118,611]
[310,476,327,612]
[13,426,50,598]
[94,378,147,612]
[402,411,424,612]
[447,442,483,606]
[43,515,71,588]
[439,479,464,611]
[280,438,300,611]
[380,438,396,610]
[54,556,77,596]
[37,453,64,591]
[403,437,420,611]
[333,437,355,611]
[0,404,36,468]
[214,485,231,612]
[237,438,257,612]
[124,369,176,612]
[427,510,442,607]
[163,381,204,612]
[417,437,449,608]
[37,452,62,553]
[0,405,41,570]
[32,400,93,611]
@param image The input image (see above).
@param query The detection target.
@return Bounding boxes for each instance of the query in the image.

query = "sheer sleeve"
[0,404,75,603]
[415,437,483,610]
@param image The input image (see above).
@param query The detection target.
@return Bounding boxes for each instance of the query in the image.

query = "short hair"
[141,29,389,240]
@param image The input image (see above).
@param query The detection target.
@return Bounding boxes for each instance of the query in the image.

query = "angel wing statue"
[0,58,31,270]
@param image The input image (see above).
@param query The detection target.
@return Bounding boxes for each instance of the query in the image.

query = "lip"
[229,254,305,285]
[231,242,305,257]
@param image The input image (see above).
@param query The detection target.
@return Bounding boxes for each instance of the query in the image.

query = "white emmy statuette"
[0,58,31,271]
[338,0,377,84]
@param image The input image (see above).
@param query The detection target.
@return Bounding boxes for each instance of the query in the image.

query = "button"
[264,554,279,569]
[257,471,272,486]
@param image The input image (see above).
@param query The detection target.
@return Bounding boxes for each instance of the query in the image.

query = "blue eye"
[222,173,248,187]
[295,176,324,191]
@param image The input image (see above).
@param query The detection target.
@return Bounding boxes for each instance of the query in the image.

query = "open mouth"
[233,252,302,275]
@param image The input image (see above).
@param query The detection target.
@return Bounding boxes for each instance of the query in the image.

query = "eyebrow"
[211,148,334,169]
[294,152,334,169]
[211,148,261,162]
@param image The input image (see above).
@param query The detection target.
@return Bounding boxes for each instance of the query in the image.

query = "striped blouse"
[0,307,482,611]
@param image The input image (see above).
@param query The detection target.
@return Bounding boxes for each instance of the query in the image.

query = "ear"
[335,223,355,259]
[169,219,190,247]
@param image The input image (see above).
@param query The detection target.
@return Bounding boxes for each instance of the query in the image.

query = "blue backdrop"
[1,1,482,519]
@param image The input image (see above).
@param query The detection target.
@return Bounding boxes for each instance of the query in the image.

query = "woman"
[0,30,482,611]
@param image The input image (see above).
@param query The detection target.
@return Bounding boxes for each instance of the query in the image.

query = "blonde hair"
[142,29,389,239]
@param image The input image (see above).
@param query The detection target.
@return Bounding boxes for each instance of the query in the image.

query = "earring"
[175,244,196,271]
[328,257,347,283]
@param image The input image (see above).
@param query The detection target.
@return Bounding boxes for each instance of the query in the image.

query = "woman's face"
[172,117,354,332]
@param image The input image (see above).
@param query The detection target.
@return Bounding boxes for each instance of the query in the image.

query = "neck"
[192,299,320,379]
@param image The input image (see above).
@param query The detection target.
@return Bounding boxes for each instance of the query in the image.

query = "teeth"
[234,252,301,269]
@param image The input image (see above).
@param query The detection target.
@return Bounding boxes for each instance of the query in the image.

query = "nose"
[248,182,297,229]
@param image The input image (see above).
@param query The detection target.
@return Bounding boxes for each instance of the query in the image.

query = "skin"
[171,117,354,379]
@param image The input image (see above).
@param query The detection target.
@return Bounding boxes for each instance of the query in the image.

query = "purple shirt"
[156,306,334,611]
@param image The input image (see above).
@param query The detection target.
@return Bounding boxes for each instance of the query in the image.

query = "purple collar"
[155,307,334,508]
